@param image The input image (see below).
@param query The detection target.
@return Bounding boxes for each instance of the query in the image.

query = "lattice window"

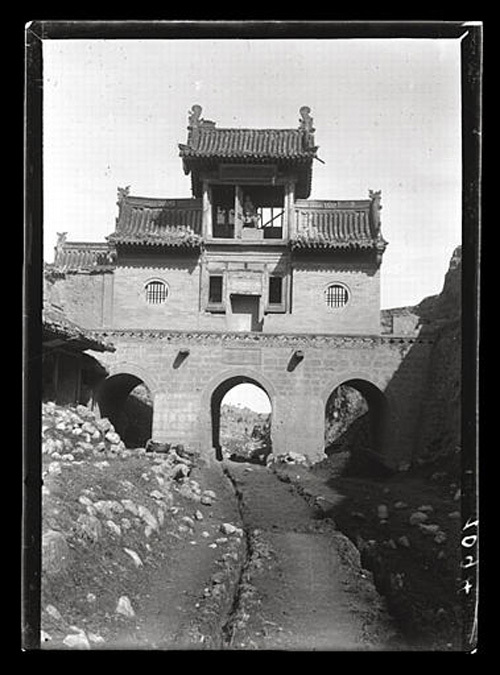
[268,276,283,305]
[208,275,223,304]
[145,280,168,305]
[324,284,349,308]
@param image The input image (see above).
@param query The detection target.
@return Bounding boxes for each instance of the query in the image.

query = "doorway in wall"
[211,376,272,462]
[229,294,262,332]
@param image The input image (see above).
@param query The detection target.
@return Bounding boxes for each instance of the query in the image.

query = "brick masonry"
[49,250,381,335]
[90,330,434,469]
[47,249,435,469]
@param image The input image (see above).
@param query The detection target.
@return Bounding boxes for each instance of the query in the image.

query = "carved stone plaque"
[222,347,262,365]
[228,272,262,295]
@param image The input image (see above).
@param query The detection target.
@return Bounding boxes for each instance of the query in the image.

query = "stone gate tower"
[48,106,432,468]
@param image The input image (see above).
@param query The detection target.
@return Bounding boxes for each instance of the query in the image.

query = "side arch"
[320,370,388,409]
[94,361,157,448]
[104,360,160,397]
[322,371,392,459]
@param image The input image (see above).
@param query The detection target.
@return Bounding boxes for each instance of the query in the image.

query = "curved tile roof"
[178,108,318,199]
[43,302,115,352]
[179,127,318,160]
[292,200,387,251]
[53,242,115,271]
[109,196,203,248]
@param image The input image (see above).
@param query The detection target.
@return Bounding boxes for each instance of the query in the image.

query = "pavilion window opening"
[211,182,285,239]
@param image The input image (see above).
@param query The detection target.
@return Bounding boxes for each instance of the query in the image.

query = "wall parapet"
[89,328,434,349]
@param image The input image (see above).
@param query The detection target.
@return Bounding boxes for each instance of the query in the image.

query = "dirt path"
[224,462,402,651]
[102,462,244,650]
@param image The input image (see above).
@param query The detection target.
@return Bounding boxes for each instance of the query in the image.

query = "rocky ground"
[41,402,246,650]
[39,402,469,652]
[272,448,468,651]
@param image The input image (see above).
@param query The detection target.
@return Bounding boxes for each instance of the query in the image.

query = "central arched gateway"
[211,375,272,461]
[201,369,277,461]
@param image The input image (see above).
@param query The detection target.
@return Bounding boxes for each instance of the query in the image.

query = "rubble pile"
[42,402,130,460]
[40,401,239,650]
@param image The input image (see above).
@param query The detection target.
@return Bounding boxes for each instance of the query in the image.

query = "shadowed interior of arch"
[96,373,153,448]
[324,378,389,461]
[211,376,272,462]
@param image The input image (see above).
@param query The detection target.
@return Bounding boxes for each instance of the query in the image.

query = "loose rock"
[220,522,243,537]
[377,504,389,520]
[397,535,411,548]
[137,504,159,531]
[45,604,63,622]
[409,511,429,526]
[41,630,52,643]
[96,418,113,434]
[418,523,440,535]
[63,633,91,650]
[106,520,122,536]
[123,548,143,567]
[43,531,70,575]
[121,499,139,516]
[116,595,135,618]
[87,632,105,645]
[417,505,434,513]
[75,514,103,543]
[48,461,62,476]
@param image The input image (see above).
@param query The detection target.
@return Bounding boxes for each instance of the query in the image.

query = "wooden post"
[202,180,213,239]
[234,185,243,239]
[284,181,295,239]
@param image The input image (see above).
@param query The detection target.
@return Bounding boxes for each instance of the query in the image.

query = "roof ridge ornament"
[56,232,67,250]
[369,189,382,237]
[299,106,315,134]
[117,185,131,204]
[188,104,203,129]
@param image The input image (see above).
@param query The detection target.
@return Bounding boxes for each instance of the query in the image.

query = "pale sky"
[222,383,272,414]
[43,38,462,309]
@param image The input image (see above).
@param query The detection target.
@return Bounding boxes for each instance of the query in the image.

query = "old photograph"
[24,22,480,651]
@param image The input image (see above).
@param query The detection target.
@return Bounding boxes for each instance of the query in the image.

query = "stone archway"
[96,372,154,448]
[202,369,276,461]
[322,374,390,463]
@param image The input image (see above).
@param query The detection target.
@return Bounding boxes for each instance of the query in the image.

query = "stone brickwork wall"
[93,330,434,469]
[282,261,380,334]
[46,250,381,336]
[45,271,113,328]
[100,251,381,335]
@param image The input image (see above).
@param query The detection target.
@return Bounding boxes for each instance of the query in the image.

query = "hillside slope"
[40,402,245,650]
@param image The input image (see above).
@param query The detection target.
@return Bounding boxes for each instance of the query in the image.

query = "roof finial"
[188,104,203,128]
[369,190,382,235]
[56,232,67,250]
[299,106,315,133]
[117,186,130,205]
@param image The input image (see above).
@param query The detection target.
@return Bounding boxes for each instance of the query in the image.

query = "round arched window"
[145,280,168,305]
[324,283,349,309]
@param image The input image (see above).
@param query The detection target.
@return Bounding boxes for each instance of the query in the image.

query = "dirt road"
[223,462,402,651]
[86,459,403,651]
